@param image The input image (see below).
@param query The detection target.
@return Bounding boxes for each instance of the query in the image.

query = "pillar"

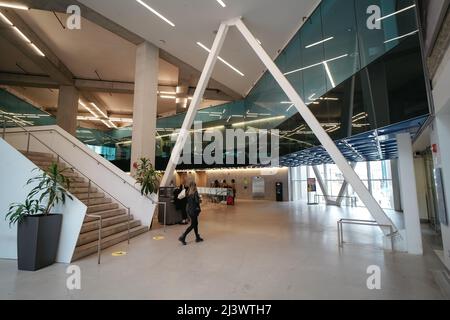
[56,86,79,136]
[397,133,423,255]
[131,42,159,171]
[390,159,403,212]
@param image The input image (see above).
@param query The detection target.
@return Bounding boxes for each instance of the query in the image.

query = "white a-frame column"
[161,18,397,235]
[160,23,229,187]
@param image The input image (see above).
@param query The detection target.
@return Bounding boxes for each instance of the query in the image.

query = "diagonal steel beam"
[232,18,396,234]
[160,22,229,187]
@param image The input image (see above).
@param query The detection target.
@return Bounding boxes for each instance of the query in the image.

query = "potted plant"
[5,163,73,271]
[133,158,161,196]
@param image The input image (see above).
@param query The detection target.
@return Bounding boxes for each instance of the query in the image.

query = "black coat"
[186,191,201,217]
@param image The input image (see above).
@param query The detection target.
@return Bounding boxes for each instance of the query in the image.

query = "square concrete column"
[56,86,79,136]
[396,133,423,255]
[131,42,159,171]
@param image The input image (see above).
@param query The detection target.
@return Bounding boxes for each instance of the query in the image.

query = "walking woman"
[179,182,204,245]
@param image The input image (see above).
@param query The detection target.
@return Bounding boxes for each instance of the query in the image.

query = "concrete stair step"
[21,151,54,160]
[87,202,119,214]
[81,197,111,206]
[82,211,129,232]
[69,187,98,194]
[77,220,141,246]
[70,181,89,188]
[74,192,105,200]
[72,225,148,262]
[67,176,86,183]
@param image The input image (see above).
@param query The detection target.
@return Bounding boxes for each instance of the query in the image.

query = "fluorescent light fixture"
[305,37,334,49]
[101,119,112,128]
[0,12,13,25]
[0,1,29,10]
[77,116,101,121]
[280,101,293,104]
[384,30,418,44]
[376,4,416,22]
[160,95,176,100]
[286,104,295,112]
[197,42,245,76]
[79,100,99,118]
[216,0,226,8]
[13,26,31,43]
[158,91,176,95]
[232,116,286,127]
[30,43,45,57]
[284,54,348,76]
[108,120,117,128]
[308,93,316,101]
[136,0,175,27]
[90,103,108,118]
[110,118,133,123]
[323,61,336,88]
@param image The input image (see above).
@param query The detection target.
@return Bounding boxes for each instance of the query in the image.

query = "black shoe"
[196,237,204,243]
[178,237,187,245]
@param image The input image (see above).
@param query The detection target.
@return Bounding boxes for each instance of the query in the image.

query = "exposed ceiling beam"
[0,8,74,85]
[0,72,59,88]
[11,0,243,101]
[0,73,235,101]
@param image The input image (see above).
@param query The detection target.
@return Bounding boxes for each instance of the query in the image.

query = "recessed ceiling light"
[0,12,13,25]
[136,0,175,27]
[160,95,176,100]
[197,42,244,77]
[216,0,226,8]
[0,1,29,10]
[305,37,334,49]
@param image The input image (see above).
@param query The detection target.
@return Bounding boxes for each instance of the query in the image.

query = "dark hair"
[231,179,235,183]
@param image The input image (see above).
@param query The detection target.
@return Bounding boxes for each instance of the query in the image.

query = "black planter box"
[17,214,63,271]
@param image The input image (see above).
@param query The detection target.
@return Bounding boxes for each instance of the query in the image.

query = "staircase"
[22,151,148,261]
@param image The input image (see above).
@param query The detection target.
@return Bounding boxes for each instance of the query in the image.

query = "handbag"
[177,188,186,200]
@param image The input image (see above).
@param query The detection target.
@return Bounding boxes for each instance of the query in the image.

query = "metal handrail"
[86,214,102,264]
[1,116,157,204]
[1,116,135,256]
[337,218,397,251]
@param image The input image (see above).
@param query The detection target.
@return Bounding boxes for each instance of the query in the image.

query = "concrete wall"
[204,168,289,201]
[4,126,157,227]
[430,33,450,269]
[414,157,430,222]
[0,138,86,263]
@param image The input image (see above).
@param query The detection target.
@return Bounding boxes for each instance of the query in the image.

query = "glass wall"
[290,160,395,209]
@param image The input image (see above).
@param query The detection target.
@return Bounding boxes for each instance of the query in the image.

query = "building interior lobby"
[1,0,450,300]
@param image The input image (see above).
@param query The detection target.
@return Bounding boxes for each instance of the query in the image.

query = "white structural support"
[160,22,229,187]
[160,18,397,235]
[312,166,331,204]
[396,133,423,255]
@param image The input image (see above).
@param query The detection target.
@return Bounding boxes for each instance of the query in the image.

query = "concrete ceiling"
[78,0,319,96]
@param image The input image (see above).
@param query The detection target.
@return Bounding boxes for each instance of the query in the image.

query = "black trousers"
[182,214,199,239]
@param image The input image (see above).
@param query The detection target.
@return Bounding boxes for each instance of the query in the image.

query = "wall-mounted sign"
[252,176,265,197]
[307,178,317,192]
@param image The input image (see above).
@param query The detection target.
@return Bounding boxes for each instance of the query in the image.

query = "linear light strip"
[30,43,45,57]
[232,116,286,127]
[216,0,226,8]
[0,1,29,10]
[197,42,244,76]
[284,54,348,76]
[305,36,334,49]
[90,103,108,118]
[376,4,416,22]
[0,12,13,25]
[384,30,418,44]
[323,61,336,88]
[136,0,175,27]
[13,26,31,43]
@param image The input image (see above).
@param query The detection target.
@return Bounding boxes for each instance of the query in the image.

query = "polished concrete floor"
[0,200,447,300]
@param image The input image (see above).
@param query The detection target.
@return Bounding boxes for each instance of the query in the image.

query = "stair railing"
[1,116,142,264]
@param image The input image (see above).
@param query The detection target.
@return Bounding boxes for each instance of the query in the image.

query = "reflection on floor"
[0,200,447,299]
